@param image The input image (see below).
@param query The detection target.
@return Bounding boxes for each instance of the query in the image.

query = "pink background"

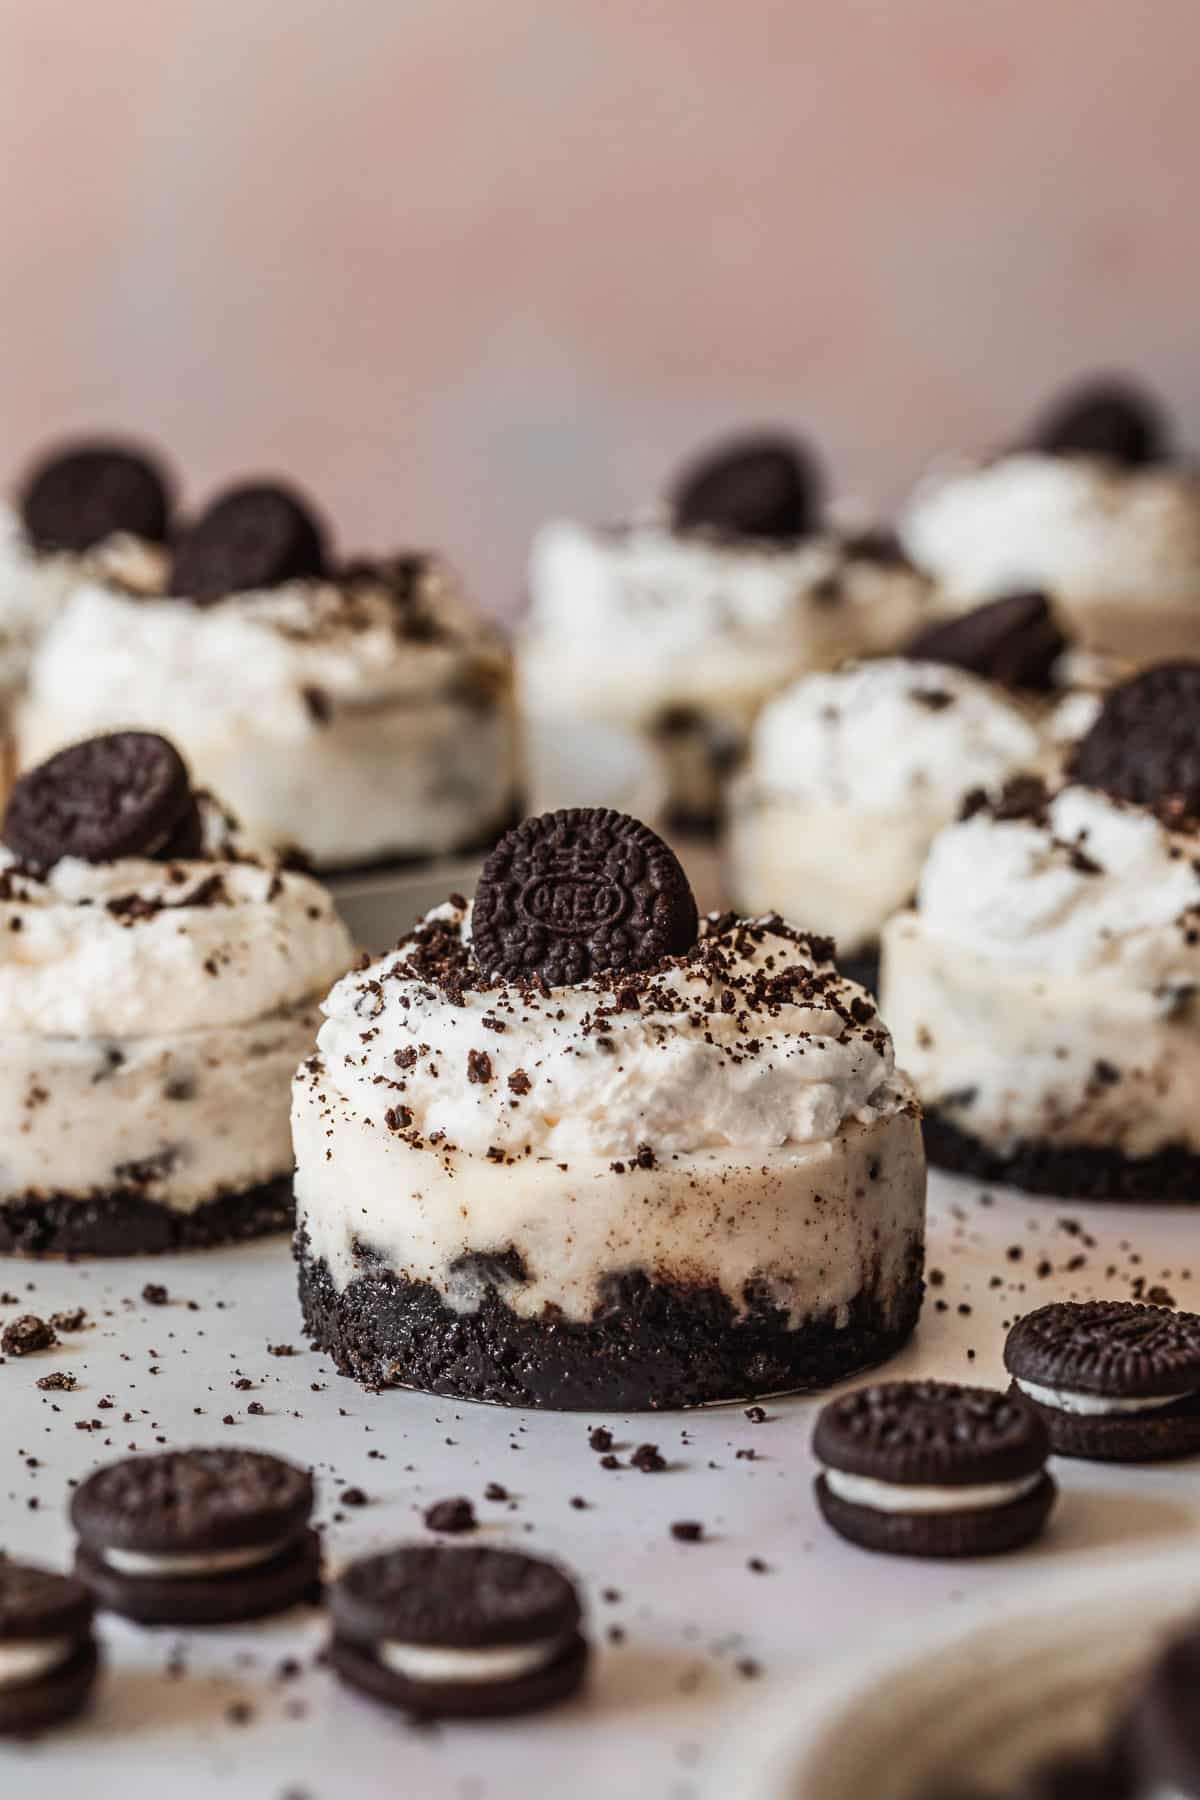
[2,0,1197,615]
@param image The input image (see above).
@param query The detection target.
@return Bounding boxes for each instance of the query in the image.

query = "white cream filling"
[1014,1376,1196,1417]
[378,1634,565,1686]
[824,1468,1042,1515]
[0,1636,76,1687]
[103,1538,293,1578]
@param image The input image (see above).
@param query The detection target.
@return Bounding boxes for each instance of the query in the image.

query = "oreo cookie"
[1067,663,1200,818]
[905,592,1068,692]
[1122,1622,1200,1796]
[1004,1300,1200,1462]
[19,439,172,554]
[70,1447,320,1624]
[329,1545,588,1719]
[0,1558,99,1735]
[472,808,699,986]
[1028,377,1168,467]
[812,1379,1055,1558]
[168,480,328,601]
[670,432,821,540]
[3,731,202,871]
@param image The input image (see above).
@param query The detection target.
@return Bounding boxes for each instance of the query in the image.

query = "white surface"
[0,1173,1197,1798]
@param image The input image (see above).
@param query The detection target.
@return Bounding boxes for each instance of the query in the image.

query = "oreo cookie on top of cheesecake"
[0,728,353,1255]
[294,805,927,1409]
[882,661,1200,1201]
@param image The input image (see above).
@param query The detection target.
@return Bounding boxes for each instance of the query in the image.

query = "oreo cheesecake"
[0,730,353,1254]
[519,434,935,833]
[294,806,926,1409]
[726,650,1043,986]
[882,664,1200,1200]
[900,376,1200,664]
[20,480,519,872]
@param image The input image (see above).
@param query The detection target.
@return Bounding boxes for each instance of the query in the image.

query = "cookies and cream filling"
[822,1469,1043,1515]
[377,1634,568,1686]
[19,558,518,868]
[726,660,1042,955]
[294,902,926,1324]
[881,783,1200,1158]
[1012,1378,1197,1417]
[102,1539,297,1579]
[0,1636,80,1687]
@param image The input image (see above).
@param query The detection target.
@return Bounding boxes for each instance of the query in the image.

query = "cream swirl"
[915,784,1200,979]
[0,826,354,1037]
[313,902,899,1160]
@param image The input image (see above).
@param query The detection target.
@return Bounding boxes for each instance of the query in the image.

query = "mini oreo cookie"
[19,439,171,554]
[670,432,821,540]
[71,1447,320,1624]
[472,807,699,986]
[330,1545,588,1719]
[1122,1623,1200,1796]
[812,1379,1055,1558]
[905,592,1067,692]
[1028,377,1167,467]
[1004,1300,1200,1462]
[3,731,202,871]
[0,1558,99,1735]
[168,480,328,601]
[1068,663,1200,819]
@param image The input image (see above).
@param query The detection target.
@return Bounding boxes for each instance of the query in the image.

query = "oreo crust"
[813,1469,1056,1559]
[169,480,328,601]
[1067,662,1200,819]
[0,1560,99,1736]
[0,1175,294,1258]
[1027,377,1167,467]
[813,1380,1050,1487]
[905,592,1067,692]
[670,432,821,540]
[837,949,881,997]
[19,440,171,554]
[296,1235,924,1411]
[472,808,699,987]
[330,1629,588,1721]
[922,1108,1200,1204]
[3,731,199,871]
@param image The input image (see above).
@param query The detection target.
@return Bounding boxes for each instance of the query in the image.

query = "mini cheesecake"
[20,481,519,873]
[727,656,1042,983]
[900,377,1200,665]
[519,435,935,834]
[0,731,354,1254]
[294,807,926,1409]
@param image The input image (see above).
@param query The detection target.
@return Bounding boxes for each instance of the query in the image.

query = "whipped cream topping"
[0,821,354,1037]
[823,1469,1042,1515]
[748,659,1041,810]
[1013,1378,1196,1417]
[915,784,1200,980]
[313,903,899,1162]
[378,1635,566,1686]
[900,452,1200,607]
[0,1636,76,1688]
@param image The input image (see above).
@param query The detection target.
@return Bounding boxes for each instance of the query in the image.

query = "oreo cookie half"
[812,1379,1055,1558]
[19,439,172,554]
[330,1545,588,1719]
[472,808,699,986]
[1067,662,1200,818]
[1004,1300,1200,1462]
[0,1558,99,1735]
[2,732,202,871]
[1028,377,1168,467]
[168,480,328,601]
[670,432,821,540]
[70,1447,320,1625]
[905,591,1068,692]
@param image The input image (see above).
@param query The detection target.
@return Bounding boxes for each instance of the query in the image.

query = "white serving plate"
[710,1545,1200,1800]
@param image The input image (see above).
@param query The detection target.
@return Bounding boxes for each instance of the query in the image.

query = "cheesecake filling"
[822,1469,1042,1515]
[1013,1377,1197,1417]
[0,1637,78,1688]
[377,1634,567,1685]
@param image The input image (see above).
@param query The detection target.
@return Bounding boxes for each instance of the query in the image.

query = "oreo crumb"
[423,1497,477,1534]
[670,1520,704,1542]
[2,1314,57,1356]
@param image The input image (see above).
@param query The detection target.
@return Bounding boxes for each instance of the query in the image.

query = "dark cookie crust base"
[0,1639,99,1736]
[296,1238,924,1411]
[837,949,881,996]
[923,1109,1200,1204]
[331,1630,589,1720]
[75,1530,322,1626]
[1009,1384,1200,1463]
[814,1470,1057,1558]
[0,1176,294,1258]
